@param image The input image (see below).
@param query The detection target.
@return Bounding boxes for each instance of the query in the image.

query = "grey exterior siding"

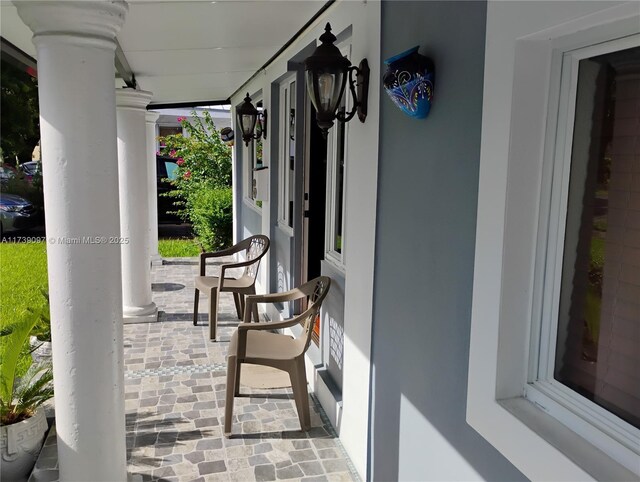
[369,2,526,480]
[320,261,345,393]
[234,144,261,242]
[273,228,295,296]
[240,202,261,240]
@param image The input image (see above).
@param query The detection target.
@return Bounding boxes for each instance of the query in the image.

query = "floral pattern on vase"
[383,46,435,119]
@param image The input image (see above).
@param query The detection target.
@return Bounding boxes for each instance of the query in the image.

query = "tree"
[1,60,40,165]
[159,111,233,250]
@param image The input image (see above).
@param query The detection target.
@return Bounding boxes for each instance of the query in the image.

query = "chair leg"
[248,286,259,322]
[234,363,242,396]
[233,292,242,319]
[209,289,219,341]
[239,294,245,320]
[224,356,238,437]
[193,289,200,326]
[290,358,311,431]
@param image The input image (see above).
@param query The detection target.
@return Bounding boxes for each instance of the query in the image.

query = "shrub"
[159,111,233,251]
[189,187,232,251]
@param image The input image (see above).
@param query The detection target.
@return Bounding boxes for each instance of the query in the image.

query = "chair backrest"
[294,276,331,354]
[238,235,270,281]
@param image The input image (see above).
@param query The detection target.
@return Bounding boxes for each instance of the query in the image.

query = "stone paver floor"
[31,257,358,482]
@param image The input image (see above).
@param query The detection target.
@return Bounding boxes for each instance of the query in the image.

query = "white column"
[116,89,158,323]
[16,2,128,481]
[146,111,162,266]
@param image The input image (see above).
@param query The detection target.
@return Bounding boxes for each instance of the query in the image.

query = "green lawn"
[0,238,199,377]
[159,238,201,257]
[0,242,48,327]
[0,242,48,375]
[0,238,198,325]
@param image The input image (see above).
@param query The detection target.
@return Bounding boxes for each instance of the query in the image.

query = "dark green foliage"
[0,308,53,425]
[189,187,233,251]
[1,60,40,164]
[159,111,233,251]
[28,290,51,343]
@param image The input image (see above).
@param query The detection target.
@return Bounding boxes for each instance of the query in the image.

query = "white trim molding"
[467,2,640,481]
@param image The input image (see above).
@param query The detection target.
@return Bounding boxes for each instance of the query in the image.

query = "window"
[158,125,183,148]
[325,94,347,267]
[279,75,296,230]
[324,44,350,269]
[467,5,640,480]
[245,100,263,210]
[526,39,640,469]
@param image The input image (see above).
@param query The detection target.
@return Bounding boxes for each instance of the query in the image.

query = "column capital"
[116,88,153,111]
[17,1,128,51]
[146,111,161,124]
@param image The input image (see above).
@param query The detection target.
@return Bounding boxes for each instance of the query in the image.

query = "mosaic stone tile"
[249,454,271,466]
[322,459,349,473]
[300,461,325,476]
[290,449,317,463]
[301,476,329,482]
[317,448,339,459]
[28,257,359,482]
[198,460,227,475]
[254,464,276,481]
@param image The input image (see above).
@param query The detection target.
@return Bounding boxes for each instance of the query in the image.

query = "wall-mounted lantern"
[304,23,369,137]
[236,93,267,146]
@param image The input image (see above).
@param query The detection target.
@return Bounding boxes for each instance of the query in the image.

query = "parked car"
[0,193,38,237]
[0,166,16,187]
[156,155,182,224]
[19,161,42,184]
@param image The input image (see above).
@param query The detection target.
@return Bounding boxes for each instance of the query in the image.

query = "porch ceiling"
[0,0,325,105]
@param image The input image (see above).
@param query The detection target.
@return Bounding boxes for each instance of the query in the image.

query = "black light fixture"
[304,23,369,137]
[236,93,267,146]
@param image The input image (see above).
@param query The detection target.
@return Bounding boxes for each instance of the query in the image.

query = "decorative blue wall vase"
[383,46,435,119]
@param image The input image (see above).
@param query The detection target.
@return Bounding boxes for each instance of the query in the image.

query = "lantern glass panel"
[306,69,345,115]
[241,114,256,136]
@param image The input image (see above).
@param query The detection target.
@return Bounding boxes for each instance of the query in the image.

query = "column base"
[151,253,163,267]
[123,303,158,324]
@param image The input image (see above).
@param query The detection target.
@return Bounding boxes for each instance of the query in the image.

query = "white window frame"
[528,34,640,471]
[324,44,351,271]
[278,74,296,234]
[467,3,640,481]
[156,124,184,150]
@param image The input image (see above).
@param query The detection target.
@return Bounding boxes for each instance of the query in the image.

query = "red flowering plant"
[158,111,232,250]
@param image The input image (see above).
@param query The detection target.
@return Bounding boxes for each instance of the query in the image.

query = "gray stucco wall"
[240,203,261,241]
[320,261,345,392]
[235,144,262,240]
[369,2,526,480]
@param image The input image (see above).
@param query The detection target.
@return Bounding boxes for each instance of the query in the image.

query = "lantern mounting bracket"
[336,59,369,124]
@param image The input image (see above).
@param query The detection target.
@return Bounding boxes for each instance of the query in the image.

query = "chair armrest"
[240,292,307,325]
[237,314,306,332]
[242,288,308,307]
[199,245,243,275]
[220,259,259,274]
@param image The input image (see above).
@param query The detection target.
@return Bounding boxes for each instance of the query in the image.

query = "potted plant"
[1,311,54,482]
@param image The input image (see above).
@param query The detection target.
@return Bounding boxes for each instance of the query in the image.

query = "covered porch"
[2,1,359,481]
[31,256,358,482]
